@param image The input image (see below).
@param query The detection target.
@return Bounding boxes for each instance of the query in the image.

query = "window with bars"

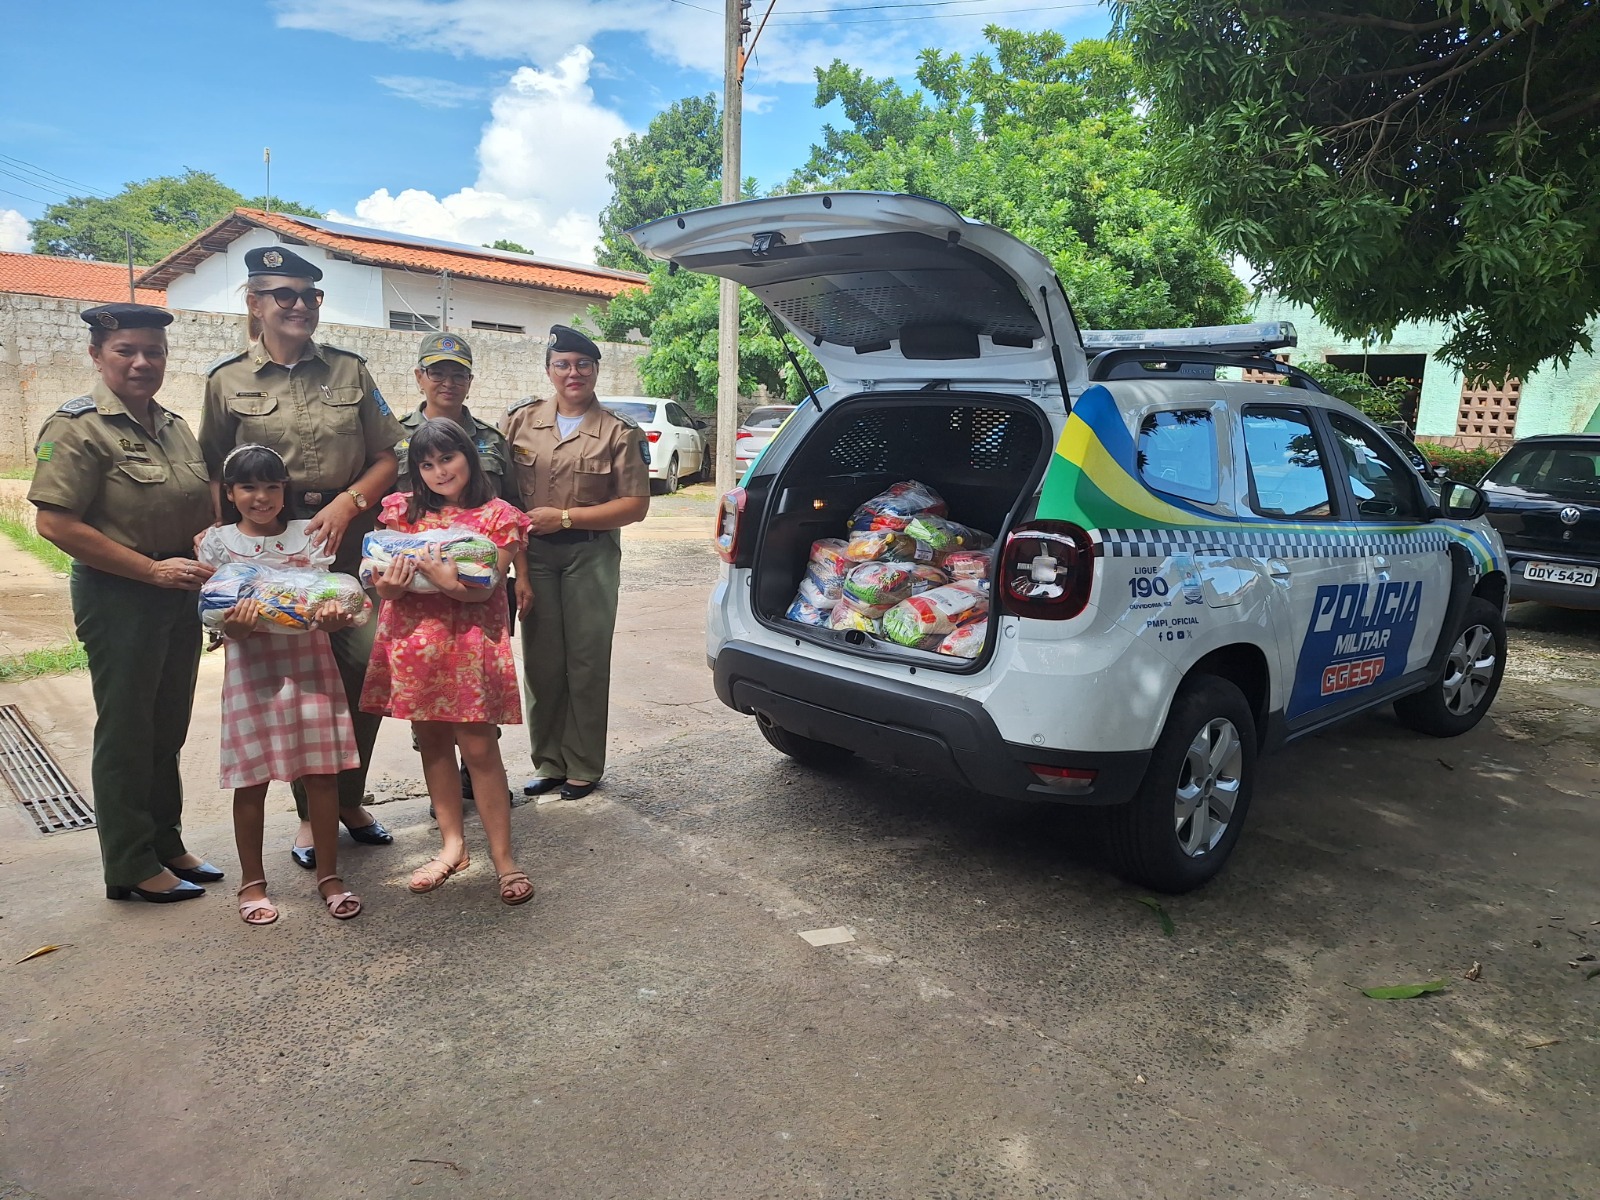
[470,319,525,334]
[389,310,440,332]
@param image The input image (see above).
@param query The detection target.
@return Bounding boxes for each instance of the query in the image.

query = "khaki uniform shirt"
[500,397,650,511]
[396,403,521,507]
[28,380,214,558]
[198,340,404,493]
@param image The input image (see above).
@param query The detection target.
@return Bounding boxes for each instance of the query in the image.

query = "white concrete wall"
[381,268,603,336]
[163,229,384,327]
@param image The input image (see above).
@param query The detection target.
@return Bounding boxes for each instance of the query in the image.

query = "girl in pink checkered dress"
[360,419,534,907]
[200,445,363,926]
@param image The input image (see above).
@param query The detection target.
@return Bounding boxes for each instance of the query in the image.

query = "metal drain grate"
[0,704,94,834]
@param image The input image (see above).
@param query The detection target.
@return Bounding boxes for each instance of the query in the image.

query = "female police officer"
[199,246,405,868]
[503,325,649,800]
[29,303,219,903]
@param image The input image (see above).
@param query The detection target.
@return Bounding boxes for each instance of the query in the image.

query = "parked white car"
[735,405,797,473]
[631,192,1509,893]
[600,397,709,493]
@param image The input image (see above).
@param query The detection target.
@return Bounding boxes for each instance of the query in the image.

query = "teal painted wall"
[1250,295,1600,441]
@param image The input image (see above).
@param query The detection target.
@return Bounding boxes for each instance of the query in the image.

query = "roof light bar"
[1080,321,1297,354]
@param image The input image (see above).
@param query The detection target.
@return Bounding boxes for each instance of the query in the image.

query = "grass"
[0,494,71,573]
[0,466,35,481]
[0,642,88,682]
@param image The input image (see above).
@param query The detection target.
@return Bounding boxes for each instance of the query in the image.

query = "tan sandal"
[317,874,362,920]
[409,855,470,894]
[237,879,278,926]
[497,870,535,907]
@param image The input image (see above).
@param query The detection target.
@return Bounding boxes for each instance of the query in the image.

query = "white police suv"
[630,193,1508,892]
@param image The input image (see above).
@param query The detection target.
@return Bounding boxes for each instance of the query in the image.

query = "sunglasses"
[549,357,597,375]
[253,287,325,310]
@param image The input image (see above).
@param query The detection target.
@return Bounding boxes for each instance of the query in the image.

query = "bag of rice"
[842,561,913,606]
[937,621,986,659]
[880,581,989,645]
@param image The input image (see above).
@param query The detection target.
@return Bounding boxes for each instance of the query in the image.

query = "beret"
[80,303,173,331]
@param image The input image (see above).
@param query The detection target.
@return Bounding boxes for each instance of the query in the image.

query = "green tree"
[486,238,532,254]
[788,30,1250,331]
[590,266,820,411]
[1293,362,1408,426]
[596,95,724,272]
[1113,1,1600,378]
[31,170,321,263]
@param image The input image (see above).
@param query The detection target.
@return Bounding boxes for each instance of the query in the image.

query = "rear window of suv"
[743,406,793,430]
[1485,443,1600,496]
[1138,408,1218,504]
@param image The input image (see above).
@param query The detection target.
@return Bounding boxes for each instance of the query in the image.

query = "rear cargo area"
[750,393,1052,665]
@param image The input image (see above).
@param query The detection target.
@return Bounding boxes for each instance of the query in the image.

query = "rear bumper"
[1505,551,1600,609]
[712,641,1149,805]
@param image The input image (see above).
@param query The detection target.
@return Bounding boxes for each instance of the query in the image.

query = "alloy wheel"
[1441,622,1498,716]
[1173,717,1243,857]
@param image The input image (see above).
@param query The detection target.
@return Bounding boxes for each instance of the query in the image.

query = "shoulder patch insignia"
[205,349,249,375]
[35,441,54,461]
[372,387,391,417]
[56,396,96,416]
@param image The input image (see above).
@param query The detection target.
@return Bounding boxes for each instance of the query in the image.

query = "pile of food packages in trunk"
[784,480,994,659]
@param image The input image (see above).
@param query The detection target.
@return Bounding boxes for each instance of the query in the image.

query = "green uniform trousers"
[289,508,382,818]
[70,565,202,888]
[290,612,381,816]
[520,532,622,784]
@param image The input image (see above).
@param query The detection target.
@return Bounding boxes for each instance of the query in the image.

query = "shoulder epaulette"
[320,343,367,364]
[56,396,96,417]
[504,396,540,418]
[607,409,640,430]
[205,349,249,376]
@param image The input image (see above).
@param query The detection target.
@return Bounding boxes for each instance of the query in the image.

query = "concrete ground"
[0,484,1596,1198]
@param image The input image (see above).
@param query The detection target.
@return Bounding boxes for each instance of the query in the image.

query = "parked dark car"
[1480,435,1600,607]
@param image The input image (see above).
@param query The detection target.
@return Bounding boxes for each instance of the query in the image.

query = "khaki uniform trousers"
[70,565,202,888]
[520,532,622,783]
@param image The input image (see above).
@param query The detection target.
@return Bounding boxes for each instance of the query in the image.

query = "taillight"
[1027,763,1097,794]
[1001,521,1094,620]
[647,430,662,443]
[714,487,747,564]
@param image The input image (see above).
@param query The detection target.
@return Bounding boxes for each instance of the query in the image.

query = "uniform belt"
[297,489,339,512]
[535,529,598,545]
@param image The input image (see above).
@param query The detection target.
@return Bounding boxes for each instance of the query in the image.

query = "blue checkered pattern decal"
[1094,526,1452,560]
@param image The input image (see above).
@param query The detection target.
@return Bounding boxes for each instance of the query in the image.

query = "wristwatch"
[346,489,369,511]
[560,508,573,530]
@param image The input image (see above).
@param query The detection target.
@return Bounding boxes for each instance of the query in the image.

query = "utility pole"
[440,269,451,332]
[125,231,135,303]
[264,148,272,213]
[715,0,751,494]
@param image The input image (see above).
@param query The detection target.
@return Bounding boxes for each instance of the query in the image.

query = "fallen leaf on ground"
[1522,1038,1562,1049]
[1360,979,1448,1000]
[1463,962,1482,981]
[1135,897,1175,937]
[13,944,67,964]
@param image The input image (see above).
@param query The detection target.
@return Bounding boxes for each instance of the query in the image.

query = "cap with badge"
[80,303,173,331]
[548,324,601,362]
[418,332,474,370]
[244,245,323,281]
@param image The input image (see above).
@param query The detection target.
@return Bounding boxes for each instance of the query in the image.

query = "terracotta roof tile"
[137,209,648,300]
[0,251,166,305]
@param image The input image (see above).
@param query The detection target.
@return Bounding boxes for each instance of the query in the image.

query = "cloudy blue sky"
[1,0,1111,264]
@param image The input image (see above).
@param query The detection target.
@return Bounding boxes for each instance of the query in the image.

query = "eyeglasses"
[252,287,325,310]
[423,366,473,384]
[549,357,597,376]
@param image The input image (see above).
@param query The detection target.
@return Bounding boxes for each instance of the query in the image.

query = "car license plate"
[1523,561,1599,587]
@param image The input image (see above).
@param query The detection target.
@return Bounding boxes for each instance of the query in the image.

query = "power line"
[663,0,720,13]
[0,153,113,199]
[771,2,1098,23]
[781,0,1096,11]
[0,184,56,207]
[0,167,78,202]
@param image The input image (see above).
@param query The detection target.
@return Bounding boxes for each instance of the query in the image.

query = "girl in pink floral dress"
[201,444,363,925]
[361,418,534,906]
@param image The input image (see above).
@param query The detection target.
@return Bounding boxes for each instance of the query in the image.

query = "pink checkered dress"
[202,524,360,789]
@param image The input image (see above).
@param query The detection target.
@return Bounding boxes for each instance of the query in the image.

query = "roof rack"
[1080,321,1297,354]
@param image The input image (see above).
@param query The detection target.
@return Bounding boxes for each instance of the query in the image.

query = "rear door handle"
[1373,554,1390,580]
[1267,559,1292,586]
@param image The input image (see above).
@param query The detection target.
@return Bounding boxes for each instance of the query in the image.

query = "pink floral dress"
[360,495,530,724]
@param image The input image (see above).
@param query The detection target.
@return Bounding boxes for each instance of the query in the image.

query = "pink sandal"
[409,855,470,894]
[237,879,278,926]
[317,874,362,920]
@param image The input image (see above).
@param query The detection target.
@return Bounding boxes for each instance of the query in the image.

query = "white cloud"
[375,75,487,108]
[274,0,1099,86]
[328,48,630,264]
[0,209,30,252]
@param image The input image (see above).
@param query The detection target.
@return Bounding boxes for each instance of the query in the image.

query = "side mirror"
[1437,480,1488,521]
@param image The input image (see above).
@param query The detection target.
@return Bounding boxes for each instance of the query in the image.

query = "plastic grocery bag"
[880,581,989,646]
[943,550,993,581]
[937,621,986,659]
[842,561,914,607]
[360,527,501,593]
[785,595,828,626]
[844,529,916,562]
[903,515,993,553]
[901,563,951,594]
[798,568,842,610]
[828,594,888,634]
[199,563,371,635]
[847,480,946,532]
[808,538,852,580]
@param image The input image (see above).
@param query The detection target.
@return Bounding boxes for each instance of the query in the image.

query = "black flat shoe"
[290,843,316,870]
[343,818,393,846]
[522,776,566,796]
[559,780,598,800]
[106,879,206,903]
[163,860,224,884]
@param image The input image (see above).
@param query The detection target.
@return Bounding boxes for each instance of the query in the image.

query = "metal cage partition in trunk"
[749,392,1052,668]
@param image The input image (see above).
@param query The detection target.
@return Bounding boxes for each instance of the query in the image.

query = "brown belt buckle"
[303,491,324,508]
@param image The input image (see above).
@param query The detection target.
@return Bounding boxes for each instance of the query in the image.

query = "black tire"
[1393,596,1506,737]
[1106,675,1256,894]
[757,719,854,770]
[663,454,680,494]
